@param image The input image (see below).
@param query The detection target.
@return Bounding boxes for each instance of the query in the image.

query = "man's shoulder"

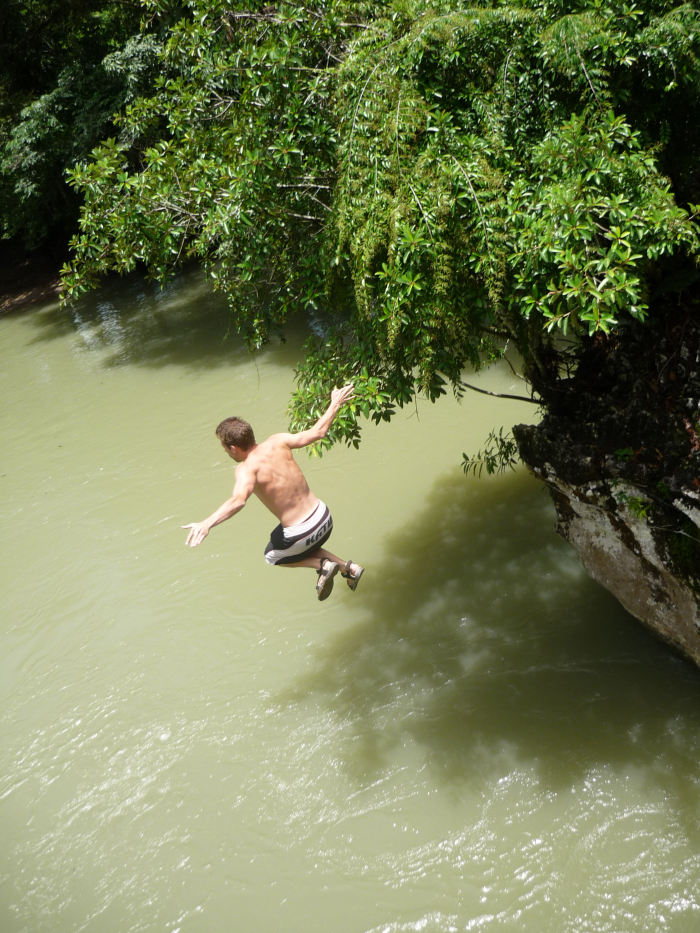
[247,435,294,464]
[235,459,255,476]
[262,432,294,450]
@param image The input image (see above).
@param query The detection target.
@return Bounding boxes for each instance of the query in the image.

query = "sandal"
[341,560,364,591]
[316,559,339,601]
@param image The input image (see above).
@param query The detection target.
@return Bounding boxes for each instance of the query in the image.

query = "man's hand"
[182,521,210,547]
[279,383,356,449]
[331,384,355,408]
[182,488,251,549]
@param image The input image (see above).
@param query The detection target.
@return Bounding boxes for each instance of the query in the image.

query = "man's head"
[215,417,256,460]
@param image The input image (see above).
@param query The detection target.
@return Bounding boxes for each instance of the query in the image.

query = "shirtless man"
[182,385,364,600]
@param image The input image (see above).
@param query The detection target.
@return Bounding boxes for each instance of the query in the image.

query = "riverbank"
[0,241,65,314]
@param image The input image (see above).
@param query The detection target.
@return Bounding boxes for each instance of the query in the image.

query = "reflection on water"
[290,472,700,809]
[26,266,302,371]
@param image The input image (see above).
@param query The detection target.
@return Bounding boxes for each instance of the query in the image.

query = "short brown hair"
[215,417,256,449]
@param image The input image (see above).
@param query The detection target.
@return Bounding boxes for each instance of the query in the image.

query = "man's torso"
[241,435,318,526]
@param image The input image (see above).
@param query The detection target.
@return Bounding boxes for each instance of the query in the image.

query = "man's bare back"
[182,385,364,600]
[236,436,319,526]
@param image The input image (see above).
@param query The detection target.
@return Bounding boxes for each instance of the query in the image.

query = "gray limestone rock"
[515,446,700,665]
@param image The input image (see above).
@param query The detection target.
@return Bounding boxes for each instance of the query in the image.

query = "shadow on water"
[287,470,700,811]
[23,266,307,371]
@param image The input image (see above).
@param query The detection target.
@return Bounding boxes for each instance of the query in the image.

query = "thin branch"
[276,183,332,190]
[224,11,279,22]
[480,324,512,340]
[285,211,324,221]
[152,201,199,220]
[574,44,604,111]
[175,220,192,264]
[407,182,435,242]
[393,88,435,242]
[652,524,699,541]
[461,380,540,404]
[503,354,527,381]
[304,192,332,212]
[451,156,490,253]
[503,47,515,97]
[347,60,383,173]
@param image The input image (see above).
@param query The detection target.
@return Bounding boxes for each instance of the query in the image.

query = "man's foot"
[341,560,364,591]
[316,559,339,600]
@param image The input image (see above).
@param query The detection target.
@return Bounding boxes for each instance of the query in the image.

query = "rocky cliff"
[514,305,700,665]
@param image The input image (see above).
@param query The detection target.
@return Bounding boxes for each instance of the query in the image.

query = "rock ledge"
[513,306,700,665]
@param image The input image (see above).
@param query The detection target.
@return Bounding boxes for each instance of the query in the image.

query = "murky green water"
[2,269,700,933]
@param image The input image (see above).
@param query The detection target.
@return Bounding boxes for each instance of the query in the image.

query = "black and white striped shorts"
[264,500,333,565]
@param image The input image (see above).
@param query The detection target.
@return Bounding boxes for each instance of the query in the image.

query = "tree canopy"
[61,0,700,447]
[0,0,161,247]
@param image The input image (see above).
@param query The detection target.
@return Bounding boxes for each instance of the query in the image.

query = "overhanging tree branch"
[460,380,541,404]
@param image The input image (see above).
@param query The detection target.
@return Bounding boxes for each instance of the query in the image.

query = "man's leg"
[278,548,364,599]
[280,546,358,572]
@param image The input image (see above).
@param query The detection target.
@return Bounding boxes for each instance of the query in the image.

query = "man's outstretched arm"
[182,464,256,547]
[281,384,355,450]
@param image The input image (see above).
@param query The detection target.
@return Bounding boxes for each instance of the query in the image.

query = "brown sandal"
[316,559,339,600]
[341,560,364,591]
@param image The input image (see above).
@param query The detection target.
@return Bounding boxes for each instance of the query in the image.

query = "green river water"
[2,269,700,933]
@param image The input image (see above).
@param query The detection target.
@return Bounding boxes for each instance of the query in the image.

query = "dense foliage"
[61,0,700,446]
[0,0,159,247]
